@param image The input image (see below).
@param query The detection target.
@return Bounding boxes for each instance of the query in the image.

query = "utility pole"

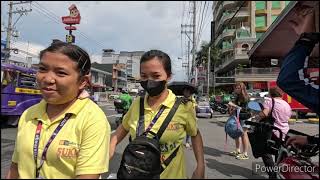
[187,40,190,82]
[181,25,193,82]
[4,1,32,63]
[207,46,210,97]
[5,1,13,63]
[192,1,197,86]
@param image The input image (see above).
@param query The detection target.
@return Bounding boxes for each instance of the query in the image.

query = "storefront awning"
[248,1,319,59]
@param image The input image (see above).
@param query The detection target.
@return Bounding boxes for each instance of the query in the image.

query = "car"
[196,101,213,118]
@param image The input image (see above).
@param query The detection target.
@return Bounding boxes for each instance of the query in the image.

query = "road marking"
[111,130,116,134]
[107,108,116,111]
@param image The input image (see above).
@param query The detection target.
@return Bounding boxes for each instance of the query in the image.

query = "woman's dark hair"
[140,50,172,77]
[269,87,283,97]
[39,42,91,77]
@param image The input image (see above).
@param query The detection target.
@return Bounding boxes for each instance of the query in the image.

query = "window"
[94,74,98,83]
[272,15,278,23]
[256,32,264,39]
[19,73,37,88]
[255,16,266,27]
[272,1,281,9]
[256,1,266,10]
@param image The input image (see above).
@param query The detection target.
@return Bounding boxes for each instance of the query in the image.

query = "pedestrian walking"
[228,82,251,160]
[109,50,205,179]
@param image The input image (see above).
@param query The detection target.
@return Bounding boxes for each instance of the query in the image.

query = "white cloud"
[1,1,211,81]
[90,54,102,63]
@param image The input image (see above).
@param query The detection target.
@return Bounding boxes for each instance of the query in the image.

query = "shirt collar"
[30,98,89,123]
[144,89,176,110]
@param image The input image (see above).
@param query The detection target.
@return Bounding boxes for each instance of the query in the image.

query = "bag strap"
[136,96,145,137]
[156,97,182,138]
[160,145,180,173]
[268,98,275,124]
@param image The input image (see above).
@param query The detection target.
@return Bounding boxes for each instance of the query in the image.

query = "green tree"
[195,41,221,72]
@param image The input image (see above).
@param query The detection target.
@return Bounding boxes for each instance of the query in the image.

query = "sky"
[1,1,212,82]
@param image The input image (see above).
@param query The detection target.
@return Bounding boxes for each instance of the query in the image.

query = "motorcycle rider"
[119,89,133,116]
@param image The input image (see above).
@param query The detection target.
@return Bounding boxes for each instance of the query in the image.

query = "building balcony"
[215,29,236,46]
[221,46,234,54]
[223,1,238,10]
[214,76,235,87]
[235,67,280,82]
[215,47,250,73]
[216,7,250,35]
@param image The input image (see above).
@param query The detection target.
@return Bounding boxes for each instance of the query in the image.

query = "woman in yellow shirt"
[109,50,205,179]
[6,42,111,179]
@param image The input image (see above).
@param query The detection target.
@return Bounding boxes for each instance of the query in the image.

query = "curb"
[307,118,319,124]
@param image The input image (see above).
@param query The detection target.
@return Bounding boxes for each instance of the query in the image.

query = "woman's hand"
[191,165,205,179]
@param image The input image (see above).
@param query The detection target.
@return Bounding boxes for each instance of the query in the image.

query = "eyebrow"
[38,62,68,71]
[141,72,161,75]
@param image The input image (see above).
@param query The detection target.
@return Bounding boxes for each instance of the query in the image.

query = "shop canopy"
[248,1,319,59]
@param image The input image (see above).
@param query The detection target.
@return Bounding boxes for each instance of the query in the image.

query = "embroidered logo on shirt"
[57,147,79,158]
[59,140,77,146]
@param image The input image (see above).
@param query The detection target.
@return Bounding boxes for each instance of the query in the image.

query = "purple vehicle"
[1,63,42,127]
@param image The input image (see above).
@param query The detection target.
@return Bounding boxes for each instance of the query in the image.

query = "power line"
[196,1,207,46]
[197,1,211,46]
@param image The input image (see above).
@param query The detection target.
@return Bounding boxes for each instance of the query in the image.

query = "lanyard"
[33,113,72,178]
[145,105,166,133]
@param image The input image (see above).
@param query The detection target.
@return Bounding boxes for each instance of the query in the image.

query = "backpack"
[117,96,182,179]
[225,108,243,139]
[248,98,276,158]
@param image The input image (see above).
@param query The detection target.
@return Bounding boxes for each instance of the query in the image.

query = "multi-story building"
[101,49,144,80]
[212,1,290,92]
[90,67,112,92]
[91,62,127,92]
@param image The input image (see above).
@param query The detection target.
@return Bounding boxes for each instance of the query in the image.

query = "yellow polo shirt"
[122,89,198,179]
[12,98,111,179]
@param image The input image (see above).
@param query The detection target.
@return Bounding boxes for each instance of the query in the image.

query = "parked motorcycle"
[210,100,228,114]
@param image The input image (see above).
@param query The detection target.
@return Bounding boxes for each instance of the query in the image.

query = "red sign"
[62,4,81,25]
[65,26,77,30]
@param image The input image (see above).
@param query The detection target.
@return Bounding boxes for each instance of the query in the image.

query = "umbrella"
[167,81,197,96]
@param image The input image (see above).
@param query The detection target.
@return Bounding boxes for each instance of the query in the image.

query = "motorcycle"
[246,101,319,179]
[114,98,124,114]
[210,100,228,114]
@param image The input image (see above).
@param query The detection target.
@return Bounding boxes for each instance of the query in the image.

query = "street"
[1,101,319,179]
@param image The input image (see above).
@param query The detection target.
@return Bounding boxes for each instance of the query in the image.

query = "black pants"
[261,134,279,179]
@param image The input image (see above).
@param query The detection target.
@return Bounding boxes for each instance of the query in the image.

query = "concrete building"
[212,1,290,92]
[91,62,127,92]
[101,49,144,80]
[90,67,112,92]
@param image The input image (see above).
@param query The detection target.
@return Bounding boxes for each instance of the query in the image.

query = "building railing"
[235,67,280,76]
[215,77,235,84]
[216,7,250,34]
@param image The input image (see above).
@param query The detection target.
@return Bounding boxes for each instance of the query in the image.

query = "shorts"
[240,118,251,129]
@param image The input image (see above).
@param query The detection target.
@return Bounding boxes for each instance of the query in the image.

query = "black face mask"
[140,80,166,97]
